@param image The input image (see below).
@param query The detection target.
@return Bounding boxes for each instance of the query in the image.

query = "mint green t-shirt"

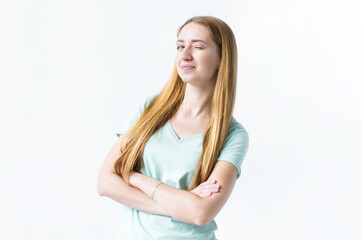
[116,95,249,240]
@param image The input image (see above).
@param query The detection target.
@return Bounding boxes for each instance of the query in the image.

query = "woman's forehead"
[178,22,211,41]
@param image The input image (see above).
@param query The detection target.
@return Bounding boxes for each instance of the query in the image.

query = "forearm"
[154,183,204,225]
[129,172,203,225]
[97,172,169,216]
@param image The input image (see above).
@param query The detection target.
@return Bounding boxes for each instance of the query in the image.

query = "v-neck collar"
[166,120,204,142]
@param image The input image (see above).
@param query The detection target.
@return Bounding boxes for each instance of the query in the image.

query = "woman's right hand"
[190,179,221,197]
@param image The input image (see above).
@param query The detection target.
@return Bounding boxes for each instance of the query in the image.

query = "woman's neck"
[179,83,214,119]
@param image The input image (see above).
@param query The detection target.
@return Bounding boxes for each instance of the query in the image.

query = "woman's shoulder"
[223,116,249,147]
[144,94,157,103]
[228,116,248,137]
[135,94,158,113]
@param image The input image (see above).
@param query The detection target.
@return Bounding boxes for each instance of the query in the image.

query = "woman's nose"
[181,46,193,60]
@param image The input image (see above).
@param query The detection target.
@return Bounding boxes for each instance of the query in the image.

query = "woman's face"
[176,22,221,86]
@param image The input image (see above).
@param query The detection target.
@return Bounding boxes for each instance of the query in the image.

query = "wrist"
[151,182,164,200]
[128,171,140,187]
[129,172,163,198]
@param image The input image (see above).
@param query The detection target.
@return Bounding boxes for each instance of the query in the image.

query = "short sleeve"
[217,117,249,180]
[116,95,156,137]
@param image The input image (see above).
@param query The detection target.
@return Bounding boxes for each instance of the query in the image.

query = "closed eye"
[177,46,203,50]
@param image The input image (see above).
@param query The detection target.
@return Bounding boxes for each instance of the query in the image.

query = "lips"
[180,64,195,70]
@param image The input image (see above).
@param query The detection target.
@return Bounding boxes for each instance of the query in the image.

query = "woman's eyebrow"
[176,39,208,45]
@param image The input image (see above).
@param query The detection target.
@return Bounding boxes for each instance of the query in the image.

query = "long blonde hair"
[114,16,238,190]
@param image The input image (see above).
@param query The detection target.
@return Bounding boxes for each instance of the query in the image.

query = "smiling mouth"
[181,66,195,70]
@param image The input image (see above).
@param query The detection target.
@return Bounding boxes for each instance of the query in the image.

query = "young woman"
[97,16,249,240]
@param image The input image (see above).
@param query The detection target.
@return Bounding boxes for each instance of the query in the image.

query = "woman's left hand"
[190,179,221,197]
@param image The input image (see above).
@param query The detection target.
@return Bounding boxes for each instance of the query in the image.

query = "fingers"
[201,179,217,185]
[191,179,221,198]
[201,180,220,190]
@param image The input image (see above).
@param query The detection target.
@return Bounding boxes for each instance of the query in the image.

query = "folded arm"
[97,135,169,216]
[97,135,220,217]
[129,160,238,226]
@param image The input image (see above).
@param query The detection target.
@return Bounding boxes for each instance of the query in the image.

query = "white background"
[1,0,360,239]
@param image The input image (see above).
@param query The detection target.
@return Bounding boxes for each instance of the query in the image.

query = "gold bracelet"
[151,182,163,200]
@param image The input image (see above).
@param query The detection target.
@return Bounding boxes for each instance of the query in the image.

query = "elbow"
[97,183,105,196]
[194,219,206,227]
[97,173,107,196]
[194,214,213,226]
[97,182,105,196]
[192,201,213,226]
